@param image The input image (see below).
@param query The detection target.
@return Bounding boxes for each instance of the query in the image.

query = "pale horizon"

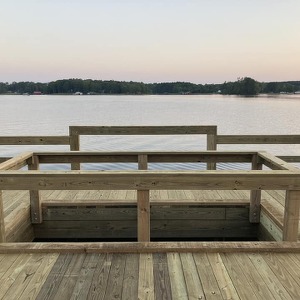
[1,1,300,84]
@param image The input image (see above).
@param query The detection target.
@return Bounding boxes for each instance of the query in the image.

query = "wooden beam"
[1,242,300,254]
[137,190,150,242]
[258,151,299,171]
[35,151,254,164]
[217,135,300,144]
[0,152,32,170]
[138,154,148,170]
[1,170,300,190]
[0,190,5,243]
[278,156,300,163]
[69,127,80,170]
[283,190,300,241]
[0,136,70,145]
[207,127,217,170]
[28,155,42,223]
[69,125,218,135]
[250,155,262,223]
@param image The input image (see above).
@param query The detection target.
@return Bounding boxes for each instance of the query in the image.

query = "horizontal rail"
[35,151,255,164]
[0,136,70,145]
[217,135,300,144]
[278,156,300,163]
[1,170,300,190]
[0,152,33,170]
[69,125,217,135]
[0,242,300,254]
[258,151,299,171]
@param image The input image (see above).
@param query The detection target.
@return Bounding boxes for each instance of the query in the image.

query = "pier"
[0,126,300,298]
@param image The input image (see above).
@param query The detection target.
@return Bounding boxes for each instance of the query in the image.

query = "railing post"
[69,126,80,170]
[28,155,42,223]
[283,190,300,241]
[207,126,217,170]
[0,190,6,242]
[137,154,150,242]
[250,154,262,223]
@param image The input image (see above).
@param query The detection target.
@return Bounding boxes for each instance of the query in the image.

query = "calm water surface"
[1,94,300,170]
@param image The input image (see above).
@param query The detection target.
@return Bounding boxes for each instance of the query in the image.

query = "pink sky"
[1,1,300,83]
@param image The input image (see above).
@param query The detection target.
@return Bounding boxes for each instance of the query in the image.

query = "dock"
[1,125,300,299]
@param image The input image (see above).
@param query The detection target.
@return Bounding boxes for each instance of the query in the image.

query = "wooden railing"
[69,125,218,169]
[0,150,299,243]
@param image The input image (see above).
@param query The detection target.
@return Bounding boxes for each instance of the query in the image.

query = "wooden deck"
[1,243,300,299]
[2,189,299,242]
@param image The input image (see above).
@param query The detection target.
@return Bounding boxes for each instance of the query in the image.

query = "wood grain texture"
[69,125,218,135]
[217,135,300,144]
[0,136,70,145]
[283,190,300,241]
[0,190,5,242]
[1,170,300,190]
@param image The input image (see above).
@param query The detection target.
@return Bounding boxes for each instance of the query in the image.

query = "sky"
[0,0,300,84]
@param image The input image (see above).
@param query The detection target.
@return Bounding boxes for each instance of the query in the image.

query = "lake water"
[1,94,300,170]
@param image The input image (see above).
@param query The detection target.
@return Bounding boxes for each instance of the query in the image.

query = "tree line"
[0,77,299,96]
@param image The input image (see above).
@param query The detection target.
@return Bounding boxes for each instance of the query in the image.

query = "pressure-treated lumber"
[0,136,70,145]
[217,135,300,144]
[69,125,218,135]
[137,190,150,242]
[258,151,299,171]
[1,242,300,254]
[1,170,300,190]
[28,155,42,223]
[0,152,32,171]
[250,154,262,223]
[0,190,5,243]
[35,151,254,164]
[283,190,300,241]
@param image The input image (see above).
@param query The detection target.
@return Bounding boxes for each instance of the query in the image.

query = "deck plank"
[247,253,293,300]
[36,253,73,300]
[53,253,86,300]
[69,253,100,300]
[0,250,300,299]
[122,254,139,300]
[19,254,59,300]
[206,253,240,300]
[138,253,154,300]
[220,253,258,300]
[167,253,188,300]
[261,252,300,299]
[153,253,172,300]
[0,254,32,299]
[233,253,276,299]
[193,253,223,300]
[104,253,126,300]
[180,253,205,300]
[86,253,113,300]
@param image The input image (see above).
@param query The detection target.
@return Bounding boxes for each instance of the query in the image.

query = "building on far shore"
[33,91,42,95]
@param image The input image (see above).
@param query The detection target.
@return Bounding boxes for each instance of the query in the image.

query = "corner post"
[0,190,6,242]
[207,126,217,170]
[283,190,300,241]
[69,126,80,170]
[250,154,262,223]
[137,154,150,242]
[28,155,42,223]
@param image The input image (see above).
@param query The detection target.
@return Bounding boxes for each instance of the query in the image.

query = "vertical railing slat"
[250,154,262,223]
[69,127,80,170]
[138,154,150,242]
[28,155,42,223]
[283,190,300,241]
[207,127,217,170]
[0,190,6,242]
